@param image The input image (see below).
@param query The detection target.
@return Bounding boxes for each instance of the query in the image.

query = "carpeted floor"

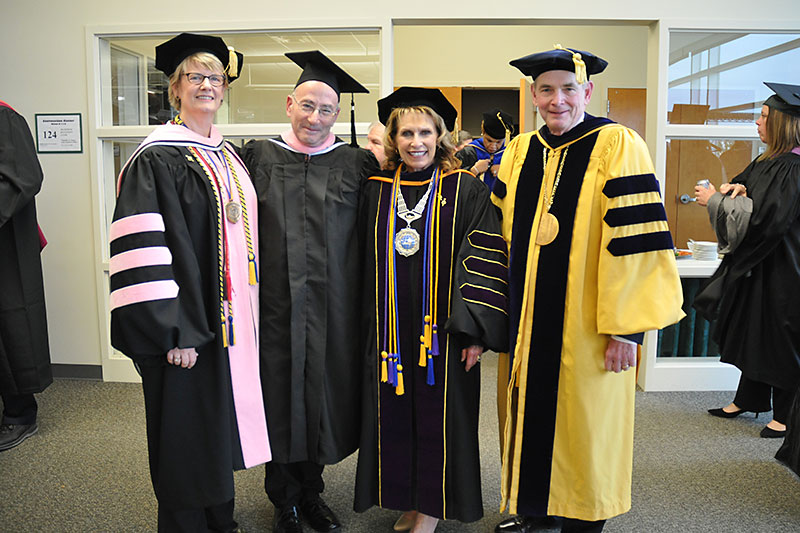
[1,356,798,532]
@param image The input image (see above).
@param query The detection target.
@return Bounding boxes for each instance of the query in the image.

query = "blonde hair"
[759,105,800,161]
[383,106,460,173]
[167,52,227,112]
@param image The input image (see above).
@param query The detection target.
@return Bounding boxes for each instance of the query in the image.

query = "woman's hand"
[719,182,747,198]
[461,345,484,372]
[472,159,490,175]
[694,182,717,206]
[167,347,198,369]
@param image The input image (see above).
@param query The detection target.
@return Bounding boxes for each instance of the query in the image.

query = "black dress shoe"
[708,407,753,419]
[0,422,38,452]
[298,496,341,532]
[496,515,559,533]
[760,426,787,438]
[273,504,304,533]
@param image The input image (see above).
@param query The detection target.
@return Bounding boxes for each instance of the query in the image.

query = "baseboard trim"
[52,364,103,380]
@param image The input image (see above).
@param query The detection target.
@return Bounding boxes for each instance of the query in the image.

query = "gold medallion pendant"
[225,201,242,223]
[536,212,559,246]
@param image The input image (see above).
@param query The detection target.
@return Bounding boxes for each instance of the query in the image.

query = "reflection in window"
[146,59,173,125]
[668,31,800,124]
[110,47,141,126]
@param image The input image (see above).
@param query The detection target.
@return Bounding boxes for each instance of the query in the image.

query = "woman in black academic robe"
[110,34,269,532]
[695,82,800,439]
[354,88,509,532]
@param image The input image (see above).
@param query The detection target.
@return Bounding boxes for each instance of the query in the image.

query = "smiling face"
[173,60,225,121]
[531,69,594,136]
[287,80,340,147]
[756,105,769,143]
[395,111,438,172]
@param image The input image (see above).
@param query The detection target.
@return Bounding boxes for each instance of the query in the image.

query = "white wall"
[395,25,649,118]
[1,1,798,370]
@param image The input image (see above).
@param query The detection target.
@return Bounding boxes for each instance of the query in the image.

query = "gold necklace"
[536,146,569,246]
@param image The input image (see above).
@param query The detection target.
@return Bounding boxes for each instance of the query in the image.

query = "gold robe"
[493,116,684,521]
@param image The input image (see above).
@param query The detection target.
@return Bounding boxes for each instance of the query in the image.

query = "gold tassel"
[396,364,405,395]
[498,111,511,144]
[553,44,587,84]
[227,46,238,79]
[381,351,388,382]
[248,253,258,285]
[221,316,228,348]
[419,336,427,367]
[424,315,432,348]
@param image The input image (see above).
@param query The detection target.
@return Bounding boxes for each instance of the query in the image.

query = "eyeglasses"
[184,73,226,87]
[290,94,337,118]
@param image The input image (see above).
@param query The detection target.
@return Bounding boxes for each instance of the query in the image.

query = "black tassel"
[350,93,358,147]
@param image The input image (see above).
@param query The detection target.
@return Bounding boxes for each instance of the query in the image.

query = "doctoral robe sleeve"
[0,108,43,228]
[596,127,684,335]
[445,178,510,352]
[109,148,215,364]
[456,146,478,171]
[742,157,800,247]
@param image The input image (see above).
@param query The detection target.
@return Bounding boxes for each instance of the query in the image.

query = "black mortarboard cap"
[378,87,458,131]
[510,45,607,83]
[764,82,800,117]
[156,33,244,82]
[286,50,368,147]
[285,50,369,97]
[482,108,514,139]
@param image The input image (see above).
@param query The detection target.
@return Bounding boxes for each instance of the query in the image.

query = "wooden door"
[607,88,646,141]
[665,104,756,249]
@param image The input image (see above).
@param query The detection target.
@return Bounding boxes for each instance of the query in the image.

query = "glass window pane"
[103,141,141,238]
[110,47,142,126]
[658,279,719,358]
[101,30,381,126]
[668,31,800,124]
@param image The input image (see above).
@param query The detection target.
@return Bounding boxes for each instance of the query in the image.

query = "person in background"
[455,130,473,150]
[242,51,379,533]
[0,100,51,453]
[366,121,387,167]
[354,87,509,533]
[695,82,800,439]
[457,109,513,191]
[493,46,684,533]
[110,33,270,532]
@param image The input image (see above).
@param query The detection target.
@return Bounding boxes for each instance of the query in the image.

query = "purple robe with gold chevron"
[354,165,509,523]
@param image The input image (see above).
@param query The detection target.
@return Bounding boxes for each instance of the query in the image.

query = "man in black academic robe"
[0,101,52,452]
[242,51,379,533]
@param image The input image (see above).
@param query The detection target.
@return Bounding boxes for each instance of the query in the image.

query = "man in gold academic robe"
[492,46,684,533]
